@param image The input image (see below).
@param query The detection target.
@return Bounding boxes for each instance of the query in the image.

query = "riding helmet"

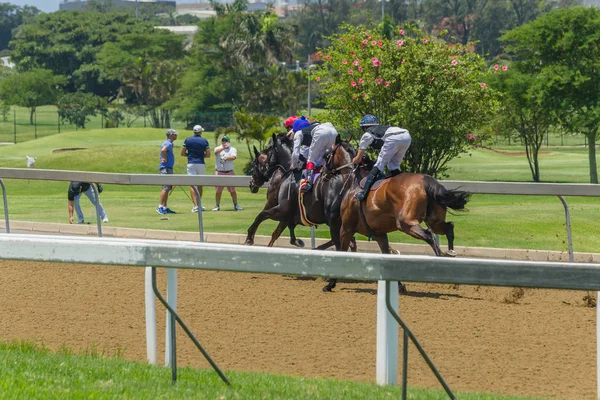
[285,116,299,130]
[292,116,311,133]
[360,114,379,127]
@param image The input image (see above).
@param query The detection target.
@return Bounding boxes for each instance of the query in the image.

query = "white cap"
[193,125,204,133]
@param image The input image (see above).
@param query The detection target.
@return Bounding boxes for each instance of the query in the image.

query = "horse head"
[248,134,292,193]
[325,139,356,174]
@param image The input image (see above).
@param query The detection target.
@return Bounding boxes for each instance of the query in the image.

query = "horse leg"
[349,236,357,252]
[323,225,355,292]
[288,223,305,248]
[398,219,442,257]
[425,203,455,257]
[444,222,456,256]
[374,234,407,294]
[245,206,280,245]
[267,220,287,247]
[316,239,334,250]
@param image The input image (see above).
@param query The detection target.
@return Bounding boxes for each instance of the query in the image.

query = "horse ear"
[253,145,260,159]
[272,133,278,144]
[335,135,341,145]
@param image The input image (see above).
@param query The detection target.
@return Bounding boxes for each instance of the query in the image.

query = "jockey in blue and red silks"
[291,116,339,193]
[352,114,412,201]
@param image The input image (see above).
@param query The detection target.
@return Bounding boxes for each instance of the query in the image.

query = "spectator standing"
[212,135,242,211]
[68,182,108,224]
[157,129,178,215]
[181,124,211,212]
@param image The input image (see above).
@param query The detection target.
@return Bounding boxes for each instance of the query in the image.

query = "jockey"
[292,116,339,193]
[352,114,412,201]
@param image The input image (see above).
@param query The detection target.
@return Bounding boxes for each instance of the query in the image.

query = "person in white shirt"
[212,135,243,211]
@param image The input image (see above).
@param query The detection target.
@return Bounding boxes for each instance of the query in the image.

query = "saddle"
[298,171,322,227]
[359,175,390,191]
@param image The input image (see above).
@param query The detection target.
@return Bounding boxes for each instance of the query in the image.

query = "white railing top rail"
[1,168,599,196]
[2,234,600,291]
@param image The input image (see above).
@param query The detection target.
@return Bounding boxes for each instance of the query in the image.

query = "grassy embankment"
[0,340,546,400]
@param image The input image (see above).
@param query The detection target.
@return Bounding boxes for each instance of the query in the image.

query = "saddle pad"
[359,176,390,191]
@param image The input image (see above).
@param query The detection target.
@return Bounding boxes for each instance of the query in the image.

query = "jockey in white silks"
[352,114,412,201]
[291,116,339,193]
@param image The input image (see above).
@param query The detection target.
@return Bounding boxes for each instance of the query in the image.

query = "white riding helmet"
[193,125,204,133]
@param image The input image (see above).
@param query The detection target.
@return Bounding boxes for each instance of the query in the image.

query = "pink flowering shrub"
[312,23,498,176]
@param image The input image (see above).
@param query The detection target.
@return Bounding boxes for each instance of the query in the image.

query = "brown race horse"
[323,144,471,292]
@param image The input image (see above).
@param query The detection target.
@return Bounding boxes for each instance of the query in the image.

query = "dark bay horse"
[246,134,357,252]
[323,144,471,292]
[245,133,305,248]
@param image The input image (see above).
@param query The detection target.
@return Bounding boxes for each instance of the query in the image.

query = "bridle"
[249,144,288,189]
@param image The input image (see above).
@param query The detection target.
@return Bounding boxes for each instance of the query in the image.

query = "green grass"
[0,340,545,400]
[0,128,598,253]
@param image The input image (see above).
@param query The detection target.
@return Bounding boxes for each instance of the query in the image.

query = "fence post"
[34,110,37,139]
[376,280,399,385]
[13,110,16,144]
[145,267,157,365]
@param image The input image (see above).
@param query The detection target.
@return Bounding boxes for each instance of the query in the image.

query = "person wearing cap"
[352,114,412,201]
[212,135,242,211]
[181,124,211,212]
[157,129,179,215]
[291,116,339,193]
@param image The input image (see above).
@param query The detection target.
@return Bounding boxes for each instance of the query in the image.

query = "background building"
[59,0,176,12]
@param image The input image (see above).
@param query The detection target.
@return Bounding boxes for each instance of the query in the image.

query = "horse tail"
[423,175,471,211]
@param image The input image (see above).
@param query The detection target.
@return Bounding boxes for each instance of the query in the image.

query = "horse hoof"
[322,286,333,292]
[445,250,457,257]
[295,239,305,248]
[244,240,254,246]
[399,284,407,295]
[390,248,401,255]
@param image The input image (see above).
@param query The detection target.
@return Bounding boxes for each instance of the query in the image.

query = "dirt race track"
[0,260,596,400]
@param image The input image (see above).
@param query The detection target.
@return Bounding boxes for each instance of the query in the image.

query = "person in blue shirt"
[181,125,211,212]
[156,129,178,215]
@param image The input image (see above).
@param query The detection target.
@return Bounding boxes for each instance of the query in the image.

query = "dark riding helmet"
[360,114,379,128]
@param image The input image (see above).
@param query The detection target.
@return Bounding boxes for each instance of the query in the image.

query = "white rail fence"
[1,234,600,398]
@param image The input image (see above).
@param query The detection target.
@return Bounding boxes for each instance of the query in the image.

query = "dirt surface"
[0,260,595,399]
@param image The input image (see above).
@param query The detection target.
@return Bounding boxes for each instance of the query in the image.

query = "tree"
[10,11,154,99]
[97,31,186,128]
[173,4,296,117]
[0,4,40,52]
[316,24,498,177]
[489,67,556,182]
[58,92,108,129]
[0,69,65,124]
[502,6,600,183]
[232,109,281,158]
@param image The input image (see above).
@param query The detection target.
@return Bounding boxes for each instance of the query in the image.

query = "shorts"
[187,163,206,176]
[215,170,236,194]
[159,167,173,190]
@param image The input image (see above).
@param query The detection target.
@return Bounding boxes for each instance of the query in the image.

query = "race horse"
[323,143,471,292]
[246,133,305,248]
[246,133,357,251]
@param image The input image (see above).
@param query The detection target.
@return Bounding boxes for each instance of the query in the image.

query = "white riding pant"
[374,130,412,171]
[307,122,338,168]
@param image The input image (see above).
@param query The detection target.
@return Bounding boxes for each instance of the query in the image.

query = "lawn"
[0,340,546,400]
[0,127,598,253]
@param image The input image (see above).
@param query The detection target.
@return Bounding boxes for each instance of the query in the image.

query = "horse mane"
[339,140,357,158]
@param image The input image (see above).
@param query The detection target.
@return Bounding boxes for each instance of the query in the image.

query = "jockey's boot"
[390,169,401,177]
[301,168,315,193]
[355,167,380,201]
